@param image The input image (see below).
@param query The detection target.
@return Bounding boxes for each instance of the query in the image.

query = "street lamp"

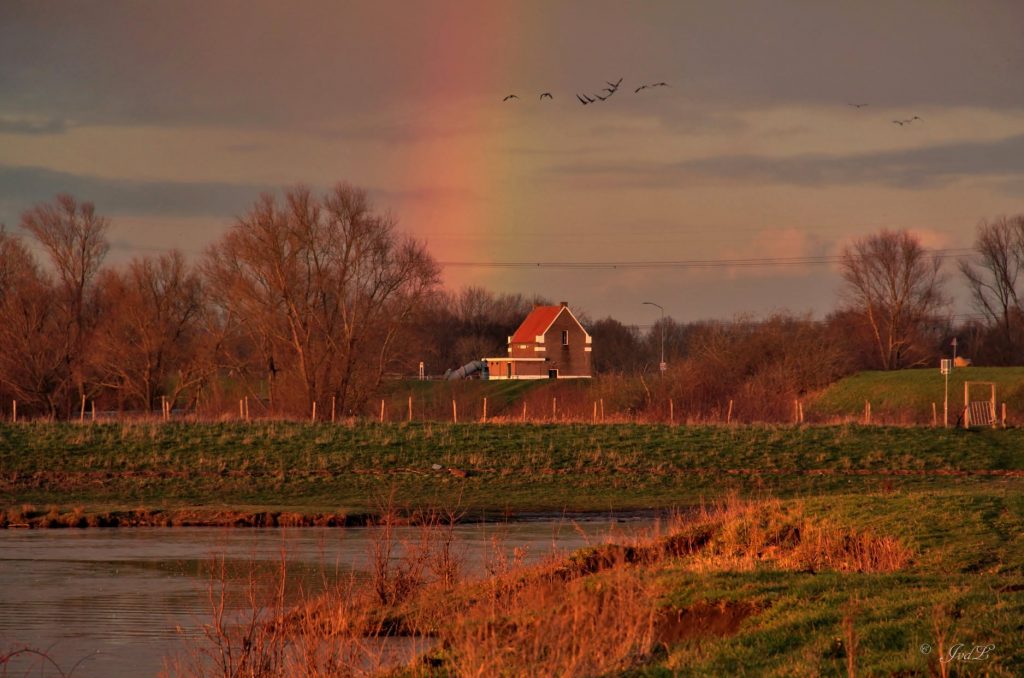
[642,301,666,374]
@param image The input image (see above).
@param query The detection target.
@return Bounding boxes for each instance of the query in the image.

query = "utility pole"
[643,301,666,374]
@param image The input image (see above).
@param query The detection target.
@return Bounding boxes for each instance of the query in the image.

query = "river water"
[0,517,651,677]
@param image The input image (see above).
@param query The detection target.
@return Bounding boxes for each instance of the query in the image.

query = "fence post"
[552,397,557,421]
[239,399,244,420]
[864,400,871,425]
[91,400,96,422]
[80,394,86,423]
[452,399,458,424]
[12,400,16,423]
[1002,402,1007,428]
[593,401,597,423]
[522,401,526,423]
[600,398,604,422]
[798,400,804,424]
[932,402,937,427]
[312,400,317,423]
[380,399,385,423]
[245,396,251,422]
[482,397,487,423]
[727,399,734,425]
[331,396,336,423]
[669,399,674,425]
[408,396,413,422]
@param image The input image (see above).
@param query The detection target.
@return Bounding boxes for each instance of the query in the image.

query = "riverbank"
[162,489,1024,676]
[3,422,1024,524]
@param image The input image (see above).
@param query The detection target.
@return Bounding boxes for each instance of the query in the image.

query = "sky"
[1,1,1023,325]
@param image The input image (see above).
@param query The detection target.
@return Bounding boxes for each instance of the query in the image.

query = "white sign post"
[940,358,952,427]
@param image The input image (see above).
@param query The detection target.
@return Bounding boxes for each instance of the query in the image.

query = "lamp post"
[642,301,666,374]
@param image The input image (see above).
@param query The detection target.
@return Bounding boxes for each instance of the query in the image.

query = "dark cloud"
[0,164,273,224]
[552,134,1024,190]
[1,2,1021,130]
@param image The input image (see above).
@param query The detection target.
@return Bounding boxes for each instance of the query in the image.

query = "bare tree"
[19,194,109,414]
[840,230,947,370]
[93,251,208,412]
[958,215,1024,361]
[203,184,439,415]
[0,228,67,416]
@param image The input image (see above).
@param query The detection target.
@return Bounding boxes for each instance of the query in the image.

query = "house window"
[561,330,568,346]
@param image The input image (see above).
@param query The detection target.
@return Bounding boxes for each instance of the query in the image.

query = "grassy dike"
[1,420,1023,522]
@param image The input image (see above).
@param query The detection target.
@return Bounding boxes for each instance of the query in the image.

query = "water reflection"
[0,517,650,677]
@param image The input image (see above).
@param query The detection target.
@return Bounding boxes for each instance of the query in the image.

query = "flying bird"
[502,94,519,101]
[651,82,669,87]
[539,92,553,100]
[847,102,869,108]
[634,84,648,93]
[607,78,623,89]
[594,93,608,101]
[892,120,905,126]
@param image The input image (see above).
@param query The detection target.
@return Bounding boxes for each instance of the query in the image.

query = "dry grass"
[164,496,913,677]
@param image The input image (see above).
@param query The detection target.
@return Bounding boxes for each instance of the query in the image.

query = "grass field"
[2,420,1023,521]
[3,421,1023,674]
[812,366,1024,424]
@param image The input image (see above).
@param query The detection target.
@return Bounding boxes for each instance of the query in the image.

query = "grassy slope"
[2,422,1023,515]
[633,489,1024,676]
[812,366,1024,423]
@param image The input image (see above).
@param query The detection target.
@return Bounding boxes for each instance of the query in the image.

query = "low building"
[485,302,592,379]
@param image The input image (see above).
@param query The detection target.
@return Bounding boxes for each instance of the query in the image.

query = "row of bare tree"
[1,184,1021,419]
[0,186,438,418]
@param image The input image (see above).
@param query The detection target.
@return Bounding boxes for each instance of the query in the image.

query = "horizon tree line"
[0,187,1020,419]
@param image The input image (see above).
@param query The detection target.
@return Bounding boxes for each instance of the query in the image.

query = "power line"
[438,248,977,270]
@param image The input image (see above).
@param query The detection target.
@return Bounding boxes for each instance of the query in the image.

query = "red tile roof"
[510,306,564,343]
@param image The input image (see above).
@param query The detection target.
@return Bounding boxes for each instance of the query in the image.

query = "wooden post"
[991,385,997,430]
[482,397,487,423]
[593,401,597,423]
[244,396,250,422]
[798,400,804,424]
[1002,402,1007,428]
[727,399,734,425]
[600,398,604,422]
[408,396,413,422]
[932,402,937,427]
[91,400,96,422]
[80,394,86,423]
[452,399,458,424]
[669,399,674,425]
[522,401,527,423]
[12,400,16,423]
[864,400,871,425]
[380,399,385,423]
[794,399,799,424]
[552,397,557,420]
[331,396,336,423]
[239,399,244,420]
[312,400,317,423]
[963,382,969,429]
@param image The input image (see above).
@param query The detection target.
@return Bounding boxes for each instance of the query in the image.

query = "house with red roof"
[485,302,592,379]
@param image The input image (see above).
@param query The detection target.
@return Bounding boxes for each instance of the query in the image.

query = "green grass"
[2,421,1022,517]
[629,489,1024,676]
[812,366,1024,424]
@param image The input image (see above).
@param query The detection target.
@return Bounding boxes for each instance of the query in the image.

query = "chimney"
[560,301,568,307]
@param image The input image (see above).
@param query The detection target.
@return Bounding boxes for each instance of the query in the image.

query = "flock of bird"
[847,103,923,127]
[503,83,922,128]
[502,77,669,105]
